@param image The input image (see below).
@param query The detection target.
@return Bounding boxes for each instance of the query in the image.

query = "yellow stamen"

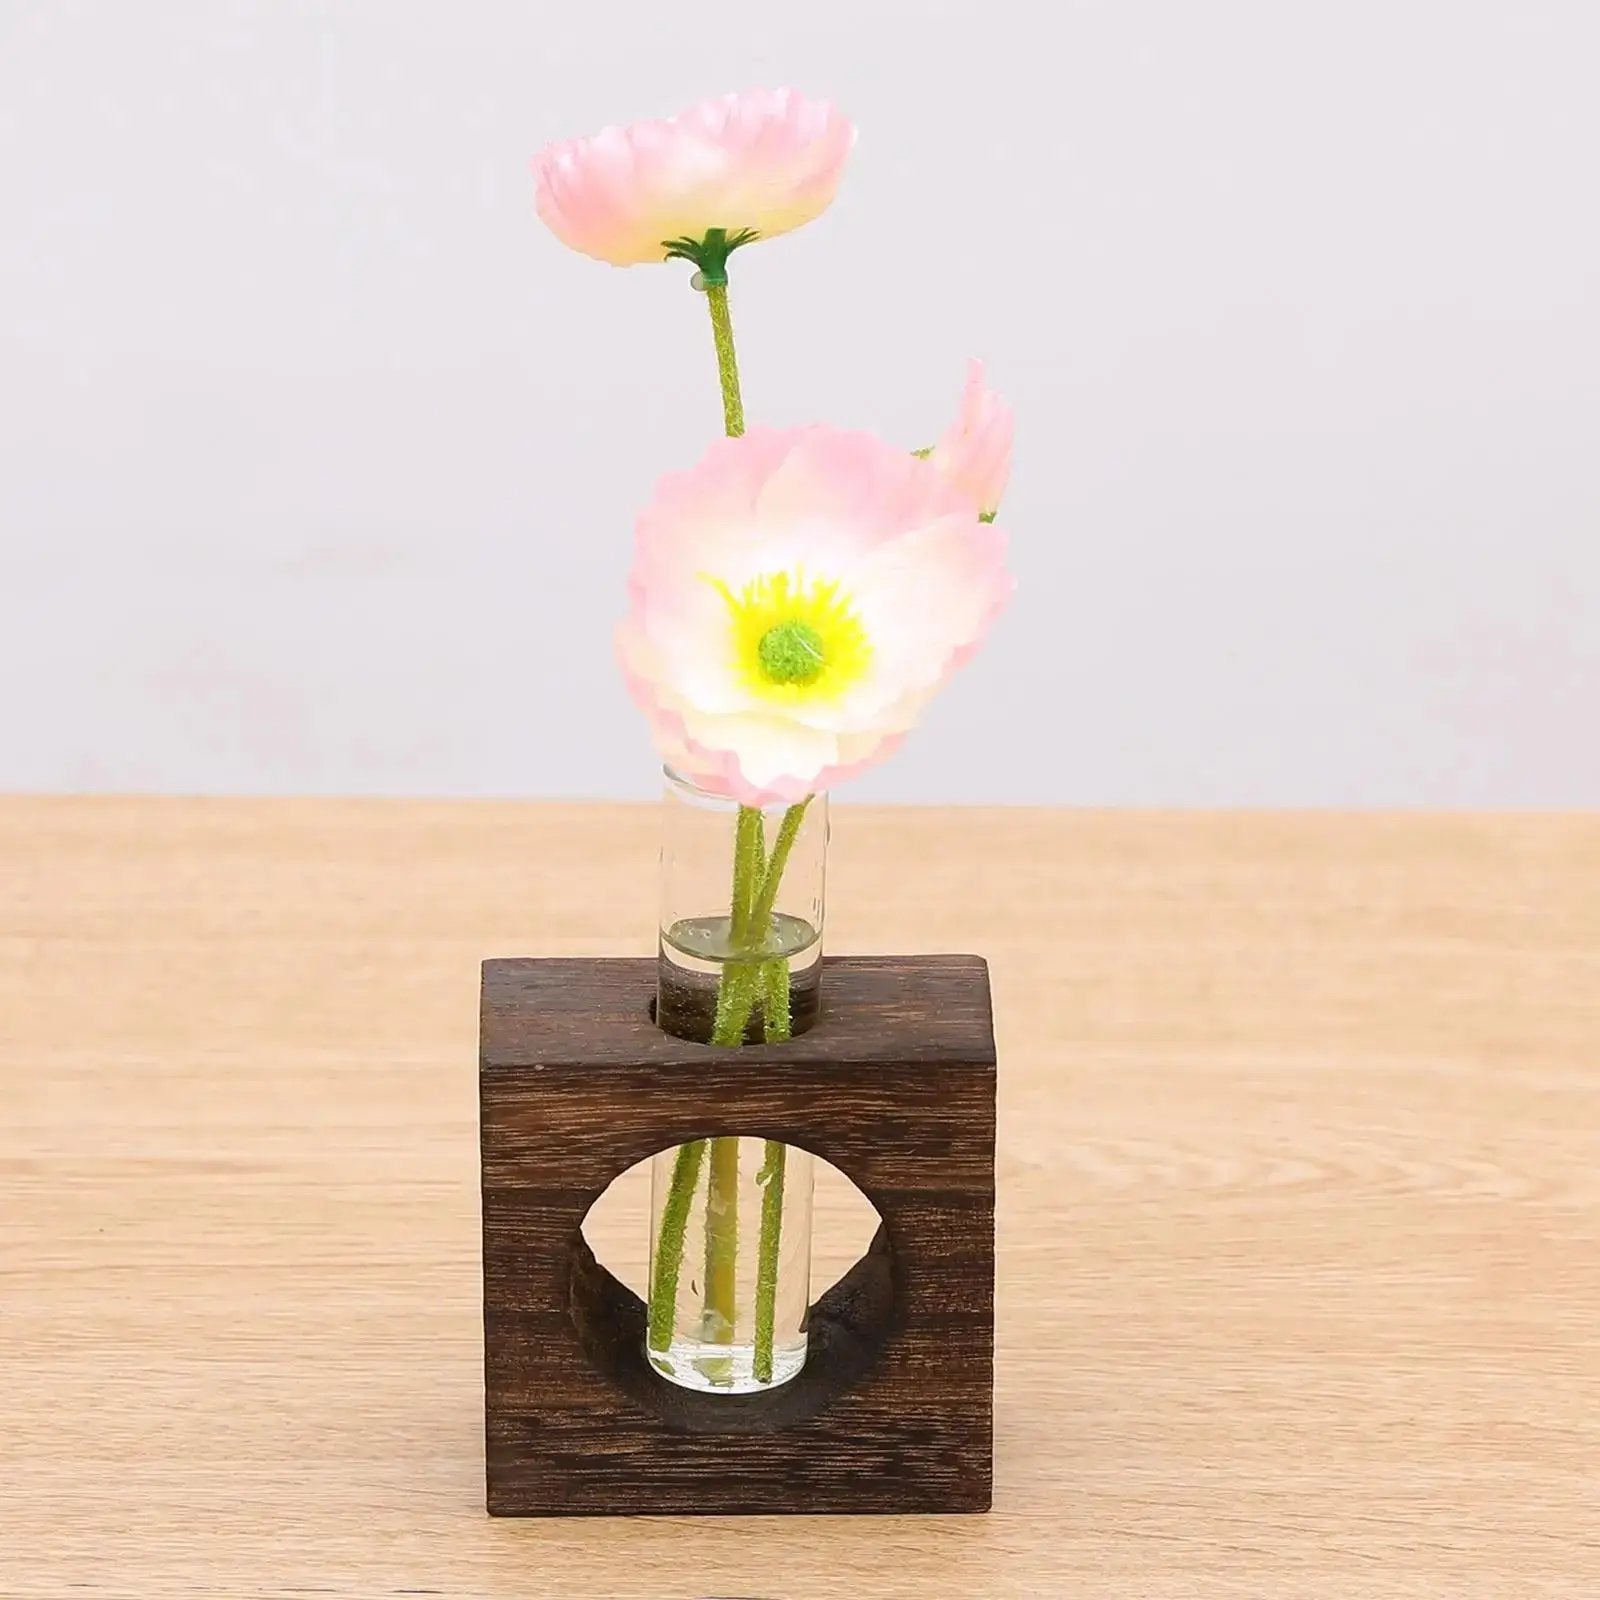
[711,570,872,704]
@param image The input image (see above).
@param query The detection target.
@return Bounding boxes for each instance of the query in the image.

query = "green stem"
[646,1137,706,1354]
[752,1139,787,1382]
[729,804,765,946]
[753,798,811,929]
[711,806,768,1046]
[710,961,756,1047]
[698,800,767,1379]
[704,280,745,438]
[709,798,813,1048]
[700,1134,740,1383]
[750,956,792,1382]
[713,798,815,1045]
[650,269,802,1386]
[759,957,792,1044]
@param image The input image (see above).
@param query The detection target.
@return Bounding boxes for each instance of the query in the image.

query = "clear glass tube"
[647,768,827,1392]
[646,1136,814,1393]
[655,769,827,1046]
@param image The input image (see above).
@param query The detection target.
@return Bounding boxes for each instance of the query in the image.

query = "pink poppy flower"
[928,359,1014,519]
[618,426,1013,807]
[533,88,854,271]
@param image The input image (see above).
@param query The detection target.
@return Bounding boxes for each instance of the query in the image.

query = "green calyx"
[661,226,759,287]
[757,620,825,686]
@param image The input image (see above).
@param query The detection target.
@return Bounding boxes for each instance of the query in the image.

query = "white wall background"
[2,0,1597,805]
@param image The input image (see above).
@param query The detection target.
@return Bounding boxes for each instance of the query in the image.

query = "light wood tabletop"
[4,798,1597,1599]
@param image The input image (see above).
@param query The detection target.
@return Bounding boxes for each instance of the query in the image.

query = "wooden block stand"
[479,954,997,1517]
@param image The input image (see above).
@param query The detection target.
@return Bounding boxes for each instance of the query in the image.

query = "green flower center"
[757,620,826,686]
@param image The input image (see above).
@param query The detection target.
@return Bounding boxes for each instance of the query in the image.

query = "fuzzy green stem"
[710,806,768,1046]
[651,269,797,1386]
[752,1139,788,1382]
[751,958,792,1382]
[729,804,765,945]
[698,801,768,1382]
[705,281,745,438]
[708,961,755,1046]
[699,1133,740,1383]
[646,1137,706,1354]
[701,278,754,1041]
[710,798,813,1048]
[753,798,811,929]
[759,957,792,1044]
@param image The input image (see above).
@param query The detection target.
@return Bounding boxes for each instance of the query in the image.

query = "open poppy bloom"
[618,425,1012,807]
[533,88,854,273]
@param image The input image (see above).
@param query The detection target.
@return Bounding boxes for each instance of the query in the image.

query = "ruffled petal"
[927,358,1015,517]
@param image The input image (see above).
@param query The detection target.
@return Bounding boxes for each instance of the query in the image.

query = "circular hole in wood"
[580,1150,882,1301]
[573,1143,897,1432]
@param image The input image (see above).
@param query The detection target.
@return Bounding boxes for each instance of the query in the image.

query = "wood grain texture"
[480,955,995,1515]
[2,798,1598,1598]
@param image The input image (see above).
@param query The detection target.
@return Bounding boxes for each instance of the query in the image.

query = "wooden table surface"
[4,798,1597,1599]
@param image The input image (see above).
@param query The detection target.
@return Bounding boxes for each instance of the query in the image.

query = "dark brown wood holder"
[479,953,997,1517]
